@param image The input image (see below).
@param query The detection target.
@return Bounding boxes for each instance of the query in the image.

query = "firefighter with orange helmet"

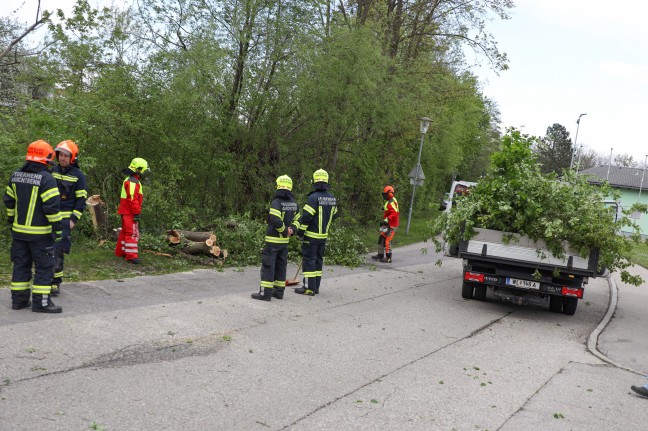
[371,185,399,263]
[115,158,149,264]
[50,140,88,295]
[3,140,63,313]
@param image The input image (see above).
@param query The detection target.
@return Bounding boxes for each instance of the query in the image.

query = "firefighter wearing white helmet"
[50,140,88,296]
[115,157,149,264]
[252,175,299,301]
[293,169,338,296]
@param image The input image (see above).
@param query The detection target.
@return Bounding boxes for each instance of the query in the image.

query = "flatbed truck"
[458,228,599,315]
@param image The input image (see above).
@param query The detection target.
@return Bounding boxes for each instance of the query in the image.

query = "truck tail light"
[464,272,484,283]
[562,286,583,299]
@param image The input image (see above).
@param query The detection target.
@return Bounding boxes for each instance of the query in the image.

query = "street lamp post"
[569,113,587,170]
[406,117,431,235]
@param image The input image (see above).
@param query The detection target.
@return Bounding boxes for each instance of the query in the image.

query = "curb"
[586,274,644,376]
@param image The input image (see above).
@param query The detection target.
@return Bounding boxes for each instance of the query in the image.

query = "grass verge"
[632,241,648,269]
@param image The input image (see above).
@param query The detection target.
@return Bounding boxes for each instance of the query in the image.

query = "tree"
[574,147,601,171]
[535,123,572,175]
[614,153,638,167]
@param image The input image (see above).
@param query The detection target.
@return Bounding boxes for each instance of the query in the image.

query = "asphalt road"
[1,242,646,430]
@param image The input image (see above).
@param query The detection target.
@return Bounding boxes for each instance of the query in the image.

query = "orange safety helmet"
[55,140,79,164]
[382,185,394,200]
[26,140,55,165]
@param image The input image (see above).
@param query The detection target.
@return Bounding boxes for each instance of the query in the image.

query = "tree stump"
[86,195,108,233]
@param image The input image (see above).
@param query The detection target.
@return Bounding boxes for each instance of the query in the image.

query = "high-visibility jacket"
[52,164,87,222]
[118,173,143,216]
[383,197,399,228]
[2,162,62,240]
[294,188,338,243]
[265,189,299,244]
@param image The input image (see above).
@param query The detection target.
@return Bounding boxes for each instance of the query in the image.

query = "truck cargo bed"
[458,228,598,278]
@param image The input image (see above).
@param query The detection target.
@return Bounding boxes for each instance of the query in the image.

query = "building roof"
[578,165,648,190]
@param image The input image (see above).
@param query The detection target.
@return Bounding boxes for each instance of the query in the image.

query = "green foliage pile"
[433,129,647,285]
[141,213,368,268]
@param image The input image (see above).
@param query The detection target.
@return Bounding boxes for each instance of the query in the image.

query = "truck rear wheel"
[562,297,578,315]
[461,281,474,299]
[549,295,563,313]
[474,284,487,300]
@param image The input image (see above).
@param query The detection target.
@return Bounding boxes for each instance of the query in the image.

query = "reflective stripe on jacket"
[2,163,62,240]
[118,174,143,215]
[296,189,338,242]
[52,164,88,222]
[383,197,399,228]
[265,190,298,244]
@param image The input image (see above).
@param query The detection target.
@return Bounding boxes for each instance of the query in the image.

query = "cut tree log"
[170,230,216,242]
[181,241,222,257]
[181,241,213,255]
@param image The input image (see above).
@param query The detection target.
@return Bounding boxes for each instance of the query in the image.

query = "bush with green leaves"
[433,129,647,285]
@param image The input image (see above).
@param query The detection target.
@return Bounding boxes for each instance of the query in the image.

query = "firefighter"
[293,169,338,296]
[252,175,299,301]
[115,158,149,264]
[3,140,63,313]
[371,185,399,263]
[50,140,88,296]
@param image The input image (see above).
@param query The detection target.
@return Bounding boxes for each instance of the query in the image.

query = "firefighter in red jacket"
[371,185,399,263]
[115,158,149,264]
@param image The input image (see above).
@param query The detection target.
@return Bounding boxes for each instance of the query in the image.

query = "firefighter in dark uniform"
[293,169,338,296]
[50,140,88,295]
[252,175,299,301]
[3,140,63,313]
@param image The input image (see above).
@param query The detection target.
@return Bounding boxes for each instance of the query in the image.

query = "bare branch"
[0,6,49,62]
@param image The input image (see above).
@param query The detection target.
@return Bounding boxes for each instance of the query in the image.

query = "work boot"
[32,294,62,313]
[11,291,31,310]
[371,253,384,261]
[380,253,392,263]
[127,258,141,264]
[51,283,60,296]
[294,286,315,296]
[251,288,273,301]
[631,385,648,398]
[272,287,285,299]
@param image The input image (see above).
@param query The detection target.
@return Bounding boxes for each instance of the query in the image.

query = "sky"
[3,1,647,166]
[474,0,648,166]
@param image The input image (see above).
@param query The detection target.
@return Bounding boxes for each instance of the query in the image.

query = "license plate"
[506,277,539,290]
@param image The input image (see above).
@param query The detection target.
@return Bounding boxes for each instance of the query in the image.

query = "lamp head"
[419,117,431,134]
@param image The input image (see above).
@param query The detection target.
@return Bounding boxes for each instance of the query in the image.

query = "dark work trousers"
[52,218,72,285]
[10,237,55,297]
[260,243,289,291]
[302,240,326,293]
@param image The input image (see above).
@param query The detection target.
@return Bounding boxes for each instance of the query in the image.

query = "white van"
[441,180,477,212]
